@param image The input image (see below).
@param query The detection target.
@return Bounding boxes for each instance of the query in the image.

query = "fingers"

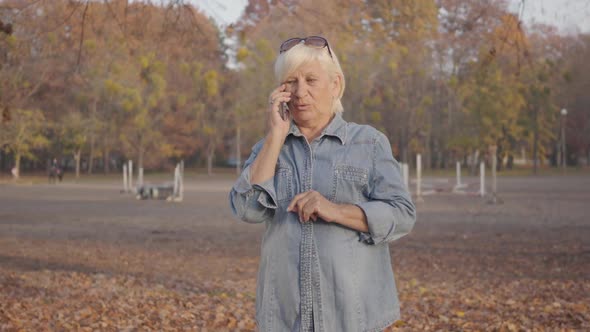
[287,191,309,212]
[287,191,313,212]
[301,198,319,223]
[269,85,292,111]
[287,191,320,223]
[268,85,292,126]
[269,92,291,107]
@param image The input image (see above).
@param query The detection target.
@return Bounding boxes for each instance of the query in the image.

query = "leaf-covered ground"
[0,175,588,331]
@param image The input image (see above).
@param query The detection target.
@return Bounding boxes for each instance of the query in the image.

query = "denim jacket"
[229,113,416,332]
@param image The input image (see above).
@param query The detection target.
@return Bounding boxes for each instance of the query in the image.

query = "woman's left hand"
[287,190,340,223]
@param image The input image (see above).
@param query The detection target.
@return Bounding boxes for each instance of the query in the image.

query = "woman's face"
[283,60,340,126]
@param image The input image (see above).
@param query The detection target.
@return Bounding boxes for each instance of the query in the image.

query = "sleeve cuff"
[232,165,278,209]
[254,179,277,209]
[355,201,395,245]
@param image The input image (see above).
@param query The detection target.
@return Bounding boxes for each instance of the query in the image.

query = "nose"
[292,81,309,100]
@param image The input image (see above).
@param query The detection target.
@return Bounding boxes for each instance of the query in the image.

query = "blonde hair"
[274,42,346,113]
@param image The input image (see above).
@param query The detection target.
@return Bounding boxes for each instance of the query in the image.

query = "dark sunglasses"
[279,36,333,58]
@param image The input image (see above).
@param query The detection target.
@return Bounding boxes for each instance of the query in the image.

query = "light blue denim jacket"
[229,113,416,332]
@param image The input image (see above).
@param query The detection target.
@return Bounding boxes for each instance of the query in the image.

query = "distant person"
[48,158,63,183]
[11,165,18,179]
[229,36,416,331]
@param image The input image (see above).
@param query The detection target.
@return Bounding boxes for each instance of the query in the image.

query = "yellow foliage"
[370,111,382,123]
[84,39,97,51]
[180,62,190,74]
[236,47,249,62]
[204,70,219,97]
[6,34,17,47]
[177,94,187,108]
[139,56,149,69]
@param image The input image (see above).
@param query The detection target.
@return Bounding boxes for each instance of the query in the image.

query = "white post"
[456,161,462,187]
[416,154,423,202]
[178,160,184,201]
[128,160,133,192]
[402,163,409,190]
[492,154,497,198]
[123,164,128,193]
[480,161,485,197]
[561,108,568,173]
[173,164,179,198]
[138,167,144,188]
[236,125,241,175]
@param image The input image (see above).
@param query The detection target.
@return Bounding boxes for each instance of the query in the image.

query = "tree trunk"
[470,149,479,175]
[532,107,539,175]
[138,148,144,173]
[87,133,95,174]
[0,150,6,172]
[137,134,144,171]
[74,149,81,179]
[425,130,432,170]
[533,126,539,175]
[87,98,97,174]
[104,148,110,174]
[236,125,241,175]
[400,131,408,164]
[14,152,21,179]
[207,143,214,176]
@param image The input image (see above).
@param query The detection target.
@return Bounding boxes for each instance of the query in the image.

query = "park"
[0,170,589,330]
[1,0,590,331]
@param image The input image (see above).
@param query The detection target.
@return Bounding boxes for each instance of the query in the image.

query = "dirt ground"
[0,174,589,331]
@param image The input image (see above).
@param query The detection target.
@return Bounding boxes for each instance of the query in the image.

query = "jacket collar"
[287,112,347,145]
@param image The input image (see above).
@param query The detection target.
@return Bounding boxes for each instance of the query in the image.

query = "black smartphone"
[279,102,289,121]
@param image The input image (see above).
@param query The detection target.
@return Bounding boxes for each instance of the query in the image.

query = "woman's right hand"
[267,84,292,138]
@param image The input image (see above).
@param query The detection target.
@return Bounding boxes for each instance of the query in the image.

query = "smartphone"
[279,102,289,121]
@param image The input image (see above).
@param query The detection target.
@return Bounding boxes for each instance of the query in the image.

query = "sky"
[191,0,590,34]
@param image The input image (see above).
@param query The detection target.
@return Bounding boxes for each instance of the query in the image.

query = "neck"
[297,113,335,142]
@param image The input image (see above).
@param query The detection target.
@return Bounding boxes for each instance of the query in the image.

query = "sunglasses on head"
[279,36,333,58]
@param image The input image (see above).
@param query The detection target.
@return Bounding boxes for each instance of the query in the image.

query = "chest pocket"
[275,164,294,205]
[332,165,369,204]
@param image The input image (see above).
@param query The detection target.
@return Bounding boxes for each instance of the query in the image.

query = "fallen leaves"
[1,184,589,331]
[0,241,259,331]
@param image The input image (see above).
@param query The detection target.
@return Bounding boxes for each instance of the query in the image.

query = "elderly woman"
[229,36,416,332]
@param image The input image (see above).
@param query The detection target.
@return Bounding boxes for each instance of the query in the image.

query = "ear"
[331,73,342,98]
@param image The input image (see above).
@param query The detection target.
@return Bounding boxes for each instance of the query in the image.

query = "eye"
[306,78,317,83]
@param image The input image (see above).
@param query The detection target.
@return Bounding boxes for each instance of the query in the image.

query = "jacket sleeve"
[356,131,416,245]
[229,140,278,224]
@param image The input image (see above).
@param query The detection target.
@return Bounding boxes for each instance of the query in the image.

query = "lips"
[294,104,311,110]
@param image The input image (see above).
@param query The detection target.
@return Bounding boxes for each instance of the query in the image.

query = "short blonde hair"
[274,42,346,113]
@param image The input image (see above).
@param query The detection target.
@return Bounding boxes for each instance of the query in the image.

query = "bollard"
[402,163,409,191]
[480,161,485,197]
[416,154,423,202]
[173,164,179,198]
[128,160,133,192]
[178,160,184,201]
[456,161,462,187]
[453,161,468,192]
[138,167,144,188]
[123,164,128,193]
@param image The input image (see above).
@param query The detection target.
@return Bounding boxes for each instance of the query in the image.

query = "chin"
[292,111,316,122]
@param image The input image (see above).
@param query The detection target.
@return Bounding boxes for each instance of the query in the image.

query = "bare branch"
[76,1,90,70]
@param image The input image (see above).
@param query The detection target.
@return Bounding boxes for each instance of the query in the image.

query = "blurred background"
[0,0,589,177]
[0,1,589,331]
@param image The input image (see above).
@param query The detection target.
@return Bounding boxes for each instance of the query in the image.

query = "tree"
[0,109,49,177]
[58,111,89,178]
